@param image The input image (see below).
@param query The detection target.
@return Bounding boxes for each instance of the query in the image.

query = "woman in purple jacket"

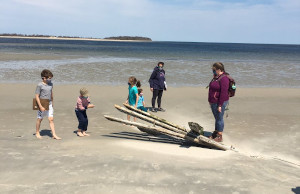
[208,62,229,142]
[149,62,166,112]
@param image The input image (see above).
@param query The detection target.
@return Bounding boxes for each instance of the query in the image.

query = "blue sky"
[0,0,299,44]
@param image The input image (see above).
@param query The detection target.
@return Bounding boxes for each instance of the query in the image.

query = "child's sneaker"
[157,107,165,112]
[150,108,157,112]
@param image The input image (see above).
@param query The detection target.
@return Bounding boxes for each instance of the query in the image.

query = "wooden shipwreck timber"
[104,104,235,151]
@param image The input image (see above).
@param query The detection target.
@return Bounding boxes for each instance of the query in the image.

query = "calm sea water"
[0,38,300,88]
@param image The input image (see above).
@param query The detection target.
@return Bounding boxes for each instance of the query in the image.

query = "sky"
[0,0,299,44]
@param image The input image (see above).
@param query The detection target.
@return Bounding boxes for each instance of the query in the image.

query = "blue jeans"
[210,101,228,132]
[75,109,88,131]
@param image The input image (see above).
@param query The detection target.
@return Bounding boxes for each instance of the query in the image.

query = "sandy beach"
[0,83,299,193]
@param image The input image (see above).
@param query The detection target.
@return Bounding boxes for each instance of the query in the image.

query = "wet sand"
[0,84,299,193]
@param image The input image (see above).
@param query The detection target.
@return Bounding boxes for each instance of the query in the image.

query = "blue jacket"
[149,66,165,90]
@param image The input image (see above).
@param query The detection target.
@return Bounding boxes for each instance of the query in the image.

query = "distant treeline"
[0,33,152,41]
[104,36,152,41]
[0,33,85,38]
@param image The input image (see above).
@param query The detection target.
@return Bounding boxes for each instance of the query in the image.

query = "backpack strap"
[206,77,217,88]
[216,73,228,82]
[207,73,227,88]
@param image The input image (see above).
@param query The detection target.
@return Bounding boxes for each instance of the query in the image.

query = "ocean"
[0,37,299,88]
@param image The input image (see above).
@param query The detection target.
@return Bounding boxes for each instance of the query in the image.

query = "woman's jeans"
[210,101,228,132]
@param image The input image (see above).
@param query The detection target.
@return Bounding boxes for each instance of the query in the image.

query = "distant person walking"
[125,76,141,122]
[149,62,166,112]
[208,62,229,142]
[35,69,61,140]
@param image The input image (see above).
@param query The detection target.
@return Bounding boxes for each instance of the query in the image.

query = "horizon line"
[0,33,299,46]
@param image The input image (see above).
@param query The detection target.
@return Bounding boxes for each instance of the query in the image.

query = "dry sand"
[0,84,299,194]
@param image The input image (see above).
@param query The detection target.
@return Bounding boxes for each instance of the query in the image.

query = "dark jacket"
[149,66,165,90]
[208,74,229,106]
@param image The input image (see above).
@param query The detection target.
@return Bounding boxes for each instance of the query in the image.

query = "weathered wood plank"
[123,103,188,132]
[115,105,187,135]
[104,115,230,150]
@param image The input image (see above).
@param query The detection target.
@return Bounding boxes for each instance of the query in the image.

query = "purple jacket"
[149,66,165,90]
[208,74,229,106]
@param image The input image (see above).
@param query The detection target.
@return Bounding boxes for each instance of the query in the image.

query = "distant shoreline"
[0,36,151,42]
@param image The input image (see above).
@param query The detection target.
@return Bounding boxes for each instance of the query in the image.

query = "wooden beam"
[123,103,188,132]
[115,105,187,135]
[104,115,230,150]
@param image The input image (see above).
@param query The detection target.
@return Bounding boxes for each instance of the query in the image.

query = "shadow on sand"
[33,129,52,138]
[103,131,212,149]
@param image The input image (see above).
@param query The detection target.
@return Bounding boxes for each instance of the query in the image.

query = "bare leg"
[35,118,43,139]
[48,117,61,140]
[126,115,135,126]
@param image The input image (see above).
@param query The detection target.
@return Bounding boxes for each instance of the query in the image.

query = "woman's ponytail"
[136,80,141,88]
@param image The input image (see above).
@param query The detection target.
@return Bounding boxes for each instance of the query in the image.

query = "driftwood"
[104,104,234,151]
[115,105,187,135]
[104,115,196,142]
[123,103,188,133]
[104,115,230,150]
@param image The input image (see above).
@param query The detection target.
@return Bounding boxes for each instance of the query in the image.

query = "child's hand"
[88,104,95,108]
[40,106,46,112]
[125,100,128,104]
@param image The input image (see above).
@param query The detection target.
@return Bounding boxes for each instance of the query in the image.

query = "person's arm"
[87,97,95,108]
[35,84,45,111]
[35,93,45,112]
[51,90,54,107]
[218,76,229,112]
[125,95,129,104]
[135,93,139,108]
[163,70,167,91]
[88,104,95,108]
[149,69,156,91]
[142,100,146,107]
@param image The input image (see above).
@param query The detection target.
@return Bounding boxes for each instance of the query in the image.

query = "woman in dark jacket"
[208,62,229,142]
[149,62,166,112]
